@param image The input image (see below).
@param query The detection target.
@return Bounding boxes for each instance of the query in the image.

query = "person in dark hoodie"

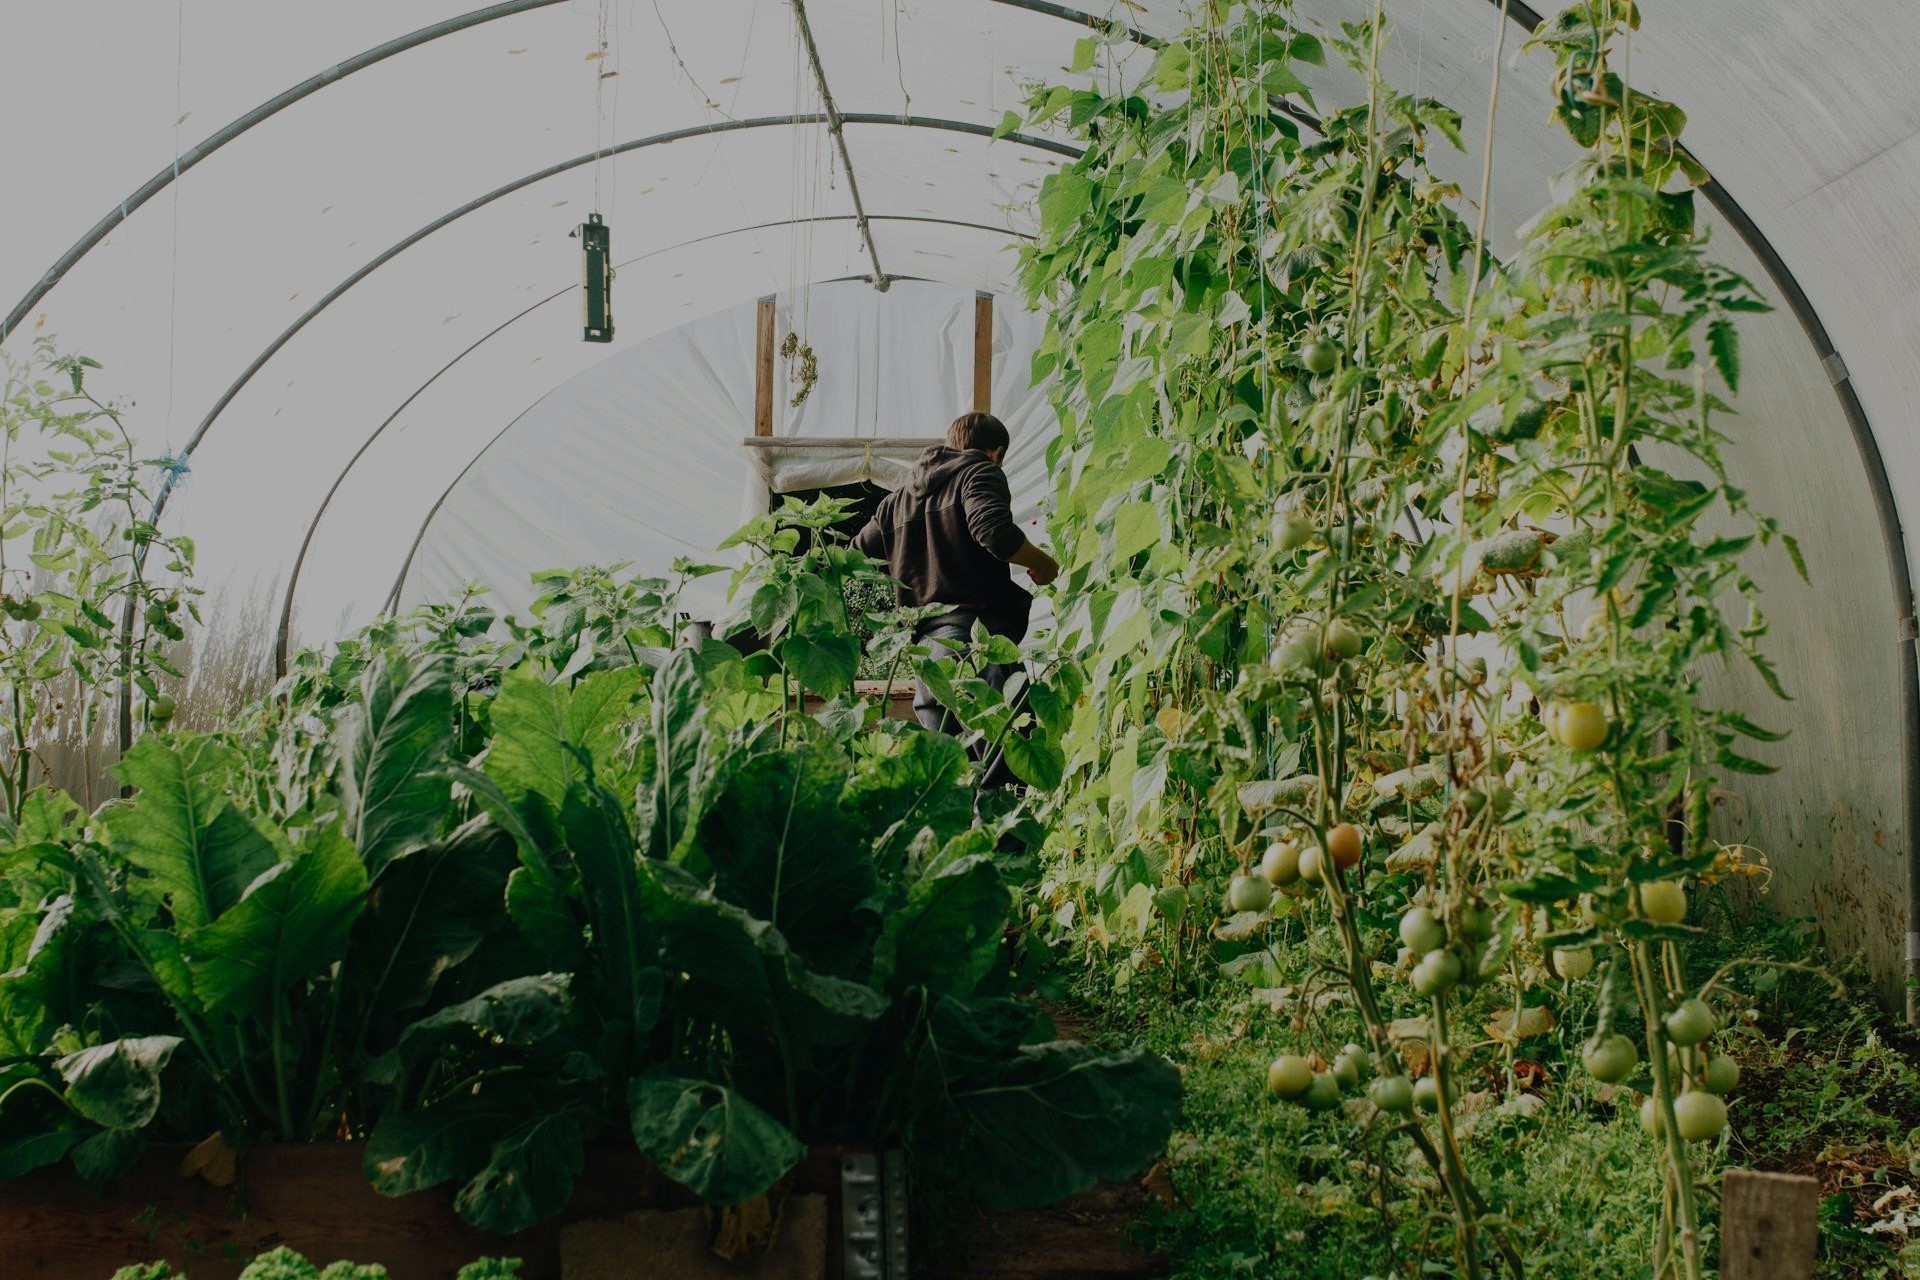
[852,411,1059,747]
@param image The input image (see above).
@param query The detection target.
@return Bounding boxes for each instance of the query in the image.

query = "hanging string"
[165,0,186,441]
[884,0,910,118]
[591,0,612,215]
[1414,0,1430,107]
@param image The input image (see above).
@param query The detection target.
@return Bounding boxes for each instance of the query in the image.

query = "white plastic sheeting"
[393,281,1056,626]
[2,0,1917,998]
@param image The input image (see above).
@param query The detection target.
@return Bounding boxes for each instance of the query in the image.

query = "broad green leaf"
[337,653,455,879]
[0,897,73,1055]
[634,861,884,1051]
[348,817,520,1032]
[188,827,366,1018]
[1001,732,1067,791]
[370,974,574,1087]
[452,1111,584,1234]
[0,1128,82,1178]
[1139,177,1190,225]
[70,1126,144,1180]
[100,736,278,929]
[447,763,584,967]
[56,1034,183,1129]
[696,743,877,968]
[367,1098,498,1197]
[780,632,860,700]
[915,1043,1181,1209]
[485,665,643,816]
[628,1069,804,1205]
[559,781,661,1053]
[839,731,973,872]
[873,855,1008,996]
[640,648,712,861]
[1113,502,1159,561]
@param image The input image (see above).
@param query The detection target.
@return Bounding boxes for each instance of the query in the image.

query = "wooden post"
[973,291,994,413]
[754,295,777,437]
[1721,1169,1819,1280]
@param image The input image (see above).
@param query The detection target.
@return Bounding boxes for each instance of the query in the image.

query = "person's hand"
[1027,552,1060,587]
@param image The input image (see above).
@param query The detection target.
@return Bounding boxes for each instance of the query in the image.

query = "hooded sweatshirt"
[852,445,1033,638]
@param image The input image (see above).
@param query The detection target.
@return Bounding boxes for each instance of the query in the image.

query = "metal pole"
[789,0,889,291]
[1,0,573,346]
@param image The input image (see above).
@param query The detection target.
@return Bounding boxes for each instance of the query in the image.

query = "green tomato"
[1301,1071,1342,1112]
[1411,948,1463,996]
[1267,1054,1314,1099]
[1412,1076,1440,1114]
[1552,700,1609,751]
[1399,906,1447,956]
[1298,339,1338,375]
[1639,880,1688,924]
[1228,874,1273,914]
[1581,1033,1639,1084]
[1663,998,1716,1047]
[1672,1090,1728,1142]
[1702,1054,1740,1096]
[1369,1075,1414,1114]
[1332,1045,1372,1089]
[1271,632,1325,674]
[1261,840,1302,887]
[1640,1096,1664,1137]
[1488,783,1514,816]
[149,694,177,725]
[1274,513,1314,552]
[1298,844,1325,886]
[1322,618,1363,661]
[1553,946,1594,980]
[1454,902,1495,942]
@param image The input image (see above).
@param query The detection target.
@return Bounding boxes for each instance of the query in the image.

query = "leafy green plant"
[0,340,199,813]
[1004,1,1797,1276]
[111,1245,521,1280]
[0,515,1180,1233]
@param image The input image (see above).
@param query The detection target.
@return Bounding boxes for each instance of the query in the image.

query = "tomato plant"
[0,341,200,814]
[1013,1,1796,1275]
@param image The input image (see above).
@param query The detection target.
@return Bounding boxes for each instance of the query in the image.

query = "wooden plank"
[973,292,994,413]
[1721,1168,1819,1280]
[0,1143,852,1280]
[755,294,778,437]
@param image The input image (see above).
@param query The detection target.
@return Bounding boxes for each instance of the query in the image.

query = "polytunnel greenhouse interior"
[5,1,1920,1277]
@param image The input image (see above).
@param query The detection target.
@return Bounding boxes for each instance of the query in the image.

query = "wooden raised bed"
[0,1143,854,1280]
[0,1143,1161,1280]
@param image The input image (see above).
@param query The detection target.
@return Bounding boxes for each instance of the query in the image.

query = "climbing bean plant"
[1014,2,1796,1276]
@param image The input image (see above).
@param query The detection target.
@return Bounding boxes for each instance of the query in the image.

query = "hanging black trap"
[576,212,613,342]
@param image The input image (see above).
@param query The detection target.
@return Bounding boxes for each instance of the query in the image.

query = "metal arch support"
[273,214,1036,673]
[1486,0,1920,1018]
[379,266,955,626]
[1,0,574,346]
[164,113,1077,531]
[987,0,1160,47]
[2,0,1148,348]
[106,112,1075,753]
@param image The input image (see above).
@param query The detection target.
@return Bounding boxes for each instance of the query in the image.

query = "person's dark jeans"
[913,620,1018,788]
